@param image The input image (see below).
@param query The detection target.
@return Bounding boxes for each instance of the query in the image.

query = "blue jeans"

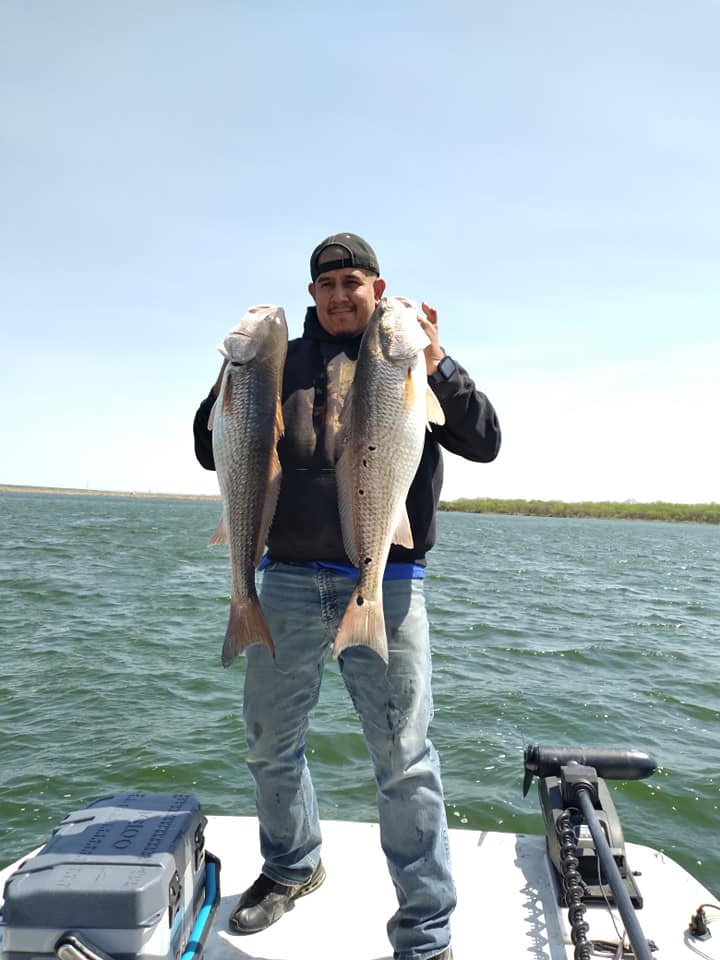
[243,561,456,960]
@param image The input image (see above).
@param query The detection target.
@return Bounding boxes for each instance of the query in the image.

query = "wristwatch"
[429,354,457,384]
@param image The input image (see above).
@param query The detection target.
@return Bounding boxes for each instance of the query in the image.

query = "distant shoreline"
[438,496,719,524]
[2,484,717,523]
[0,483,221,502]
[0,483,720,524]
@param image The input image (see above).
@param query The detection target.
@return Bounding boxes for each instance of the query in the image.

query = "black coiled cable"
[557,808,592,960]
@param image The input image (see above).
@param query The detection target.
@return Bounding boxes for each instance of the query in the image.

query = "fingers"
[418,302,440,344]
[421,301,437,325]
[416,301,444,374]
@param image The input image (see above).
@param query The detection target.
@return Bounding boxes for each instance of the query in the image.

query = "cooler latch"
[193,823,206,871]
[168,869,182,926]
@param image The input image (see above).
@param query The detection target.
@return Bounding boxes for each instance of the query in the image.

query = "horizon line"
[1,484,716,508]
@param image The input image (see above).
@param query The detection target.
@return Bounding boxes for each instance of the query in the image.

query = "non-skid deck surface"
[201,817,717,959]
[1,817,717,959]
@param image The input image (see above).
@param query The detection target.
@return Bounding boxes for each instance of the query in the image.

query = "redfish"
[334,297,444,662]
[210,305,287,666]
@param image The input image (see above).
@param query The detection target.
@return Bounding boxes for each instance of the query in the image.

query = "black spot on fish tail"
[356,595,365,607]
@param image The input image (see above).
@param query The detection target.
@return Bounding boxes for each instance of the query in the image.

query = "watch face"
[438,356,456,379]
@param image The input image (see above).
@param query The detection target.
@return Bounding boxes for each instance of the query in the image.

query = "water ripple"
[1,494,718,897]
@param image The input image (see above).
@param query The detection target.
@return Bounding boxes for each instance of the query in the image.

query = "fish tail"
[333,588,388,663]
[221,598,275,667]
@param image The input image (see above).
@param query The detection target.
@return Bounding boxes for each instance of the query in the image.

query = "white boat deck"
[2,816,718,960]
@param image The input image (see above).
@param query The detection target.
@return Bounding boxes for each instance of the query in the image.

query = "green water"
[1,492,718,896]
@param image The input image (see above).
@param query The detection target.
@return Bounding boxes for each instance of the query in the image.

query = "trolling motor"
[523,744,657,960]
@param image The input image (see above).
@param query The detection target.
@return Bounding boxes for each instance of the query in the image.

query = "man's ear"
[308,281,316,302]
[373,277,386,300]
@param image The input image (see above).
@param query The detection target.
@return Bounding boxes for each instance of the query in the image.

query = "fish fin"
[403,364,417,412]
[221,374,234,413]
[254,448,282,567]
[335,447,359,565]
[274,393,285,438]
[425,385,445,426]
[333,590,388,663]
[251,397,284,568]
[221,598,275,667]
[208,513,228,545]
[257,391,285,562]
[391,506,414,549]
[207,400,217,431]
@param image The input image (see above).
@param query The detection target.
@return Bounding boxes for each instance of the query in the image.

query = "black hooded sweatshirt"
[193,307,501,566]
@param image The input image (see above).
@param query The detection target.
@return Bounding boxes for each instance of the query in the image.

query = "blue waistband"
[259,557,425,580]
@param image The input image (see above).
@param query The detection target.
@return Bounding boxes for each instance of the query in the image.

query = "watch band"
[429,354,457,384]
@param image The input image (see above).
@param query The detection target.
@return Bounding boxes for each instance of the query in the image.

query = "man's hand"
[417,302,445,375]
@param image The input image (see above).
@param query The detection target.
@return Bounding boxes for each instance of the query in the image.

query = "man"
[193,233,501,960]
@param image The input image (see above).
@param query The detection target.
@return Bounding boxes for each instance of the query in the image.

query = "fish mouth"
[393,297,414,310]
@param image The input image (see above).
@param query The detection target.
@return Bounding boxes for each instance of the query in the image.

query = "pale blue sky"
[2,1,718,502]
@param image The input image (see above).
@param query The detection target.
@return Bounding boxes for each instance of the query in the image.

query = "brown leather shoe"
[228,861,326,935]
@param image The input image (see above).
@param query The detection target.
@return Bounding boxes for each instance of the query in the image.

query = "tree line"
[438,498,720,524]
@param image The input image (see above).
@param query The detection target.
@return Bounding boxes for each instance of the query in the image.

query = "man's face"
[309,248,386,337]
